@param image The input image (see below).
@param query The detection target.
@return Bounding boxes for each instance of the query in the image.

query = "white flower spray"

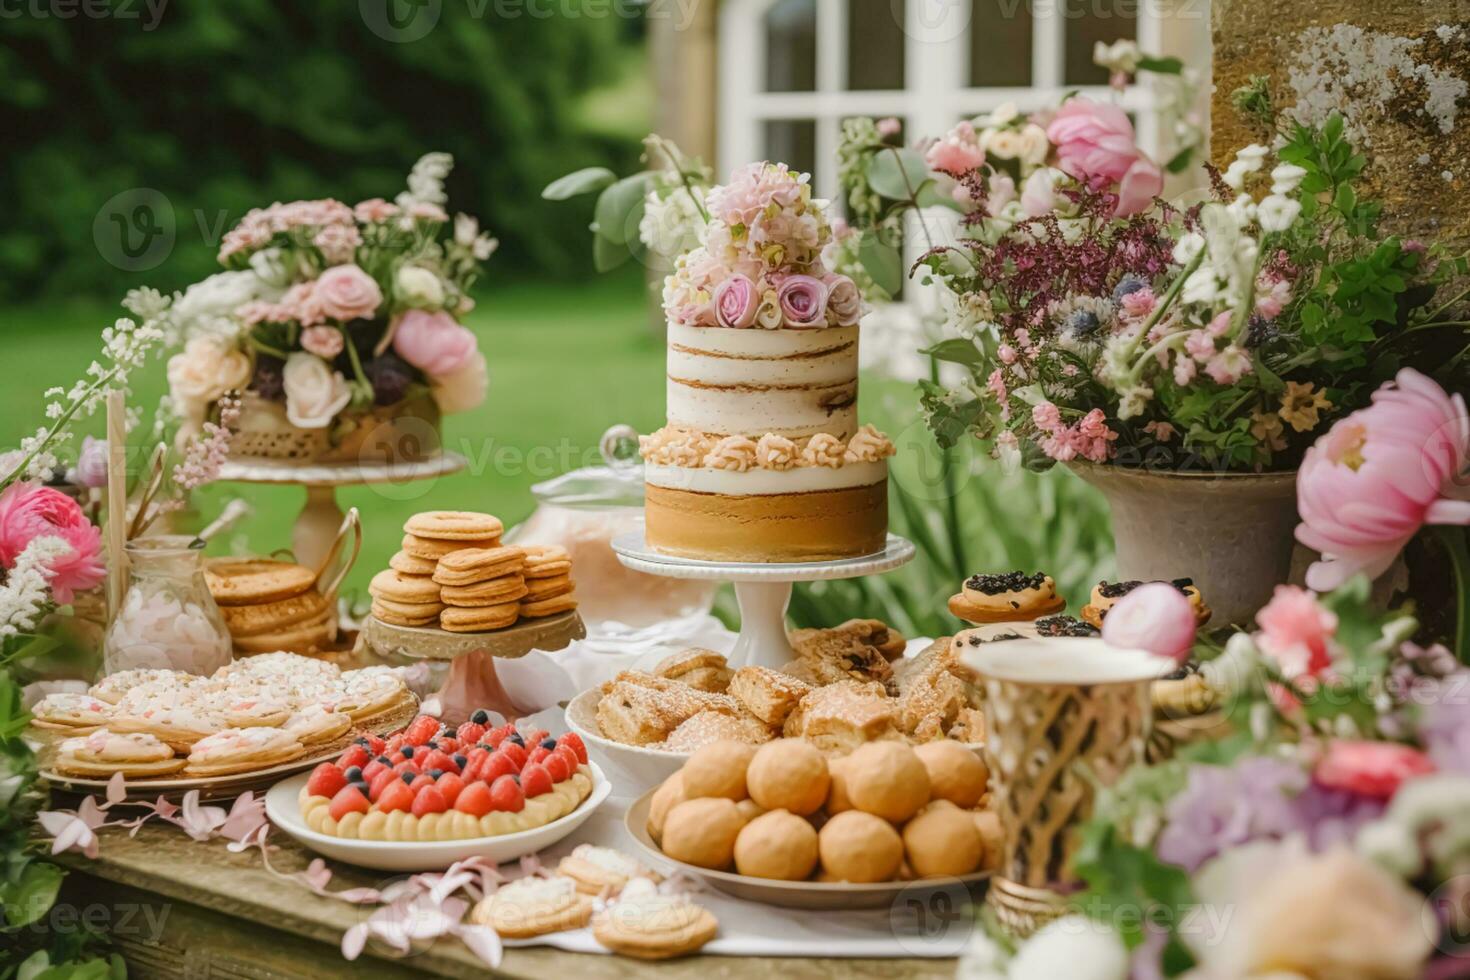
[0,536,71,637]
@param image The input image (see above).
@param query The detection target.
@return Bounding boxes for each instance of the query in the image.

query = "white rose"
[430,353,488,414]
[395,265,445,308]
[282,352,352,429]
[1017,124,1051,169]
[172,270,279,340]
[1008,917,1129,980]
[166,337,252,424]
[983,128,1026,160]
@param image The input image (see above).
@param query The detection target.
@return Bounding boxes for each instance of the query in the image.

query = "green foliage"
[0,2,645,301]
[1230,75,1276,131]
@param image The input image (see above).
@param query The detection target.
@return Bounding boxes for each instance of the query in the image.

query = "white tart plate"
[264,762,611,872]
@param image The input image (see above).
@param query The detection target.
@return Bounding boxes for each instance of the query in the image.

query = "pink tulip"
[713,275,758,328]
[1314,740,1435,799]
[1100,582,1197,662]
[1295,369,1470,590]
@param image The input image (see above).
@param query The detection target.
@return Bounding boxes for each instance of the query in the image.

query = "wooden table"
[57,823,959,978]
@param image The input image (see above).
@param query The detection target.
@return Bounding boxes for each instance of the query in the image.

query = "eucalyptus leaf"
[593,172,655,246]
[857,233,904,296]
[541,166,617,201]
[868,147,930,201]
[914,180,967,213]
[1138,55,1184,74]
[592,234,630,273]
[920,338,983,366]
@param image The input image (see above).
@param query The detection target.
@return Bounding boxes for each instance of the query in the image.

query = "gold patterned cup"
[960,637,1176,938]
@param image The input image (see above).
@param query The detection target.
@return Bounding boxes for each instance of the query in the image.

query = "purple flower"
[1418,673,1470,776]
[713,274,758,328]
[777,275,828,327]
[71,436,109,489]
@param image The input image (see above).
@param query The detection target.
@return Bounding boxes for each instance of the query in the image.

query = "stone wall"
[1211,0,1470,241]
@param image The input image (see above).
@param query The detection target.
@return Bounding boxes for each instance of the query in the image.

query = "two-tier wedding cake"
[640,162,894,562]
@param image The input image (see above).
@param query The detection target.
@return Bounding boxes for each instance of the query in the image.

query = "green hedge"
[0,1,644,300]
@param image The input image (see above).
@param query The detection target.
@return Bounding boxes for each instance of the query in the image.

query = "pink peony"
[777,275,828,327]
[1113,155,1163,217]
[299,326,344,359]
[1255,585,1338,682]
[312,264,382,322]
[1296,369,1470,590]
[0,483,105,604]
[1314,740,1435,799]
[713,275,758,328]
[391,310,478,378]
[1101,582,1197,661]
[1046,97,1162,216]
[824,274,863,326]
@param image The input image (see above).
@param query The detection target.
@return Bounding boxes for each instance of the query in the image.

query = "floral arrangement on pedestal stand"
[147,152,496,466]
[835,57,1470,626]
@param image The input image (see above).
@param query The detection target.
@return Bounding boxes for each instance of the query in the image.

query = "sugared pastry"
[681,740,755,801]
[431,545,525,586]
[88,669,185,704]
[843,741,931,823]
[781,626,896,694]
[403,510,505,543]
[745,739,829,816]
[781,680,899,754]
[330,669,408,720]
[660,797,746,869]
[1081,578,1211,629]
[29,693,113,730]
[591,877,718,960]
[914,740,988,808]
[439,601,520,633]
[223,697,293,729]
[596,676,738,746]
[733,809,818,881]
[662,710,771,752]
[817,810,904,883]
[110,702,225,752]
[948,571,1065,624]
[728,665,812,726]
[903,800,984,877]
[54,729,187,778]
[557,845,659,896]
[647,771,687,845]
[1033,615,1100,637]
[184,726,306,776]
[654,648,734,693]
[471,876,593,938]
[949,707,988,745]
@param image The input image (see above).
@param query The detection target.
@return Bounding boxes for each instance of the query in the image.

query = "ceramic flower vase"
[1069,463,1299,629]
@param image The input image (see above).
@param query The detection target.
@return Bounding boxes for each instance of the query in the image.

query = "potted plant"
[835,59,1468,626]
[151,153,497,466]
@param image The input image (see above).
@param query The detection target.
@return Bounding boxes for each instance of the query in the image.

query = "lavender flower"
[173,394,239,492]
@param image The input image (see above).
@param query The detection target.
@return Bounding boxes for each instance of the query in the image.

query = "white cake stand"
[611,531,915,669]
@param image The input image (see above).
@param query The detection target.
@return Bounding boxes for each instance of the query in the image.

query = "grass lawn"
[0,275,1115,626]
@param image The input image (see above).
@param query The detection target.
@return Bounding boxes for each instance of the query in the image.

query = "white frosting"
[665,323,859,439]
[645,461,886,495]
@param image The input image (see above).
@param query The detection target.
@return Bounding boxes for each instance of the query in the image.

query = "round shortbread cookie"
[372,595,446,618]
[432,546,526,586]
[370,602,441,628]
[283,704,352,745]
[205,559,317,606]
[404,511,505,541]
[231,613,336,655]
[439,602,519,633]
[521,543,569,568]
[439,574,528,607]
[400,534,499,561]
[470,876,593,938]
[523,574,573,602]
[519,592,577,619]
[388,550,438,576]
[368,569,442,604]
[523,558,572,580]
[219,590,330,638]
[591,880,718,960]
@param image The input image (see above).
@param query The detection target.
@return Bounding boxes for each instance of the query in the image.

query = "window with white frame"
[718,0,1183,203]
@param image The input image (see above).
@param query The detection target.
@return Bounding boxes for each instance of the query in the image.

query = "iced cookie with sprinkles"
[30,693,114,730]
[591,878,718,960]
[184,726,307,776]
[948,571,1065,624]
[557,844,660,896]
[471,875,593,937]
[54,730,186,778]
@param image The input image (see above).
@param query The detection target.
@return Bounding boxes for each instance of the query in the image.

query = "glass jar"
[507,425,717,648]
[103,535,233,676]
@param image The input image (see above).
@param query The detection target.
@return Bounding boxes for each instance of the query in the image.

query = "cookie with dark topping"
[947,570,1065,624]
[1033,615,1099,638]
[1081,578,1211,629]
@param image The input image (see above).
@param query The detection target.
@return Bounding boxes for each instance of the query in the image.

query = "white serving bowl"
[564,688,689,792]
[264,763,612,872]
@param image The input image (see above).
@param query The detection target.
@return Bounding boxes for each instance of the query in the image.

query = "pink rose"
[0,483,105,604]
[823,274,862,326]
[1047,97,1142,185]
[1255,585,1338,682]
[713,275,758,328]
[1314,740,1435,799]
[1296,369,1470,590]
[1101,582,1197,662]
[312,264,382,322]
[300,326,344,359]
[777,275,828,327]
[391,309,478,378]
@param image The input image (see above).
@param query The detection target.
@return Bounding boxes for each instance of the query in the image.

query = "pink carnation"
[1032,402,1063,433]
[392,309,478,378]
[1314,741,1435,799]
[0,483,105,604]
